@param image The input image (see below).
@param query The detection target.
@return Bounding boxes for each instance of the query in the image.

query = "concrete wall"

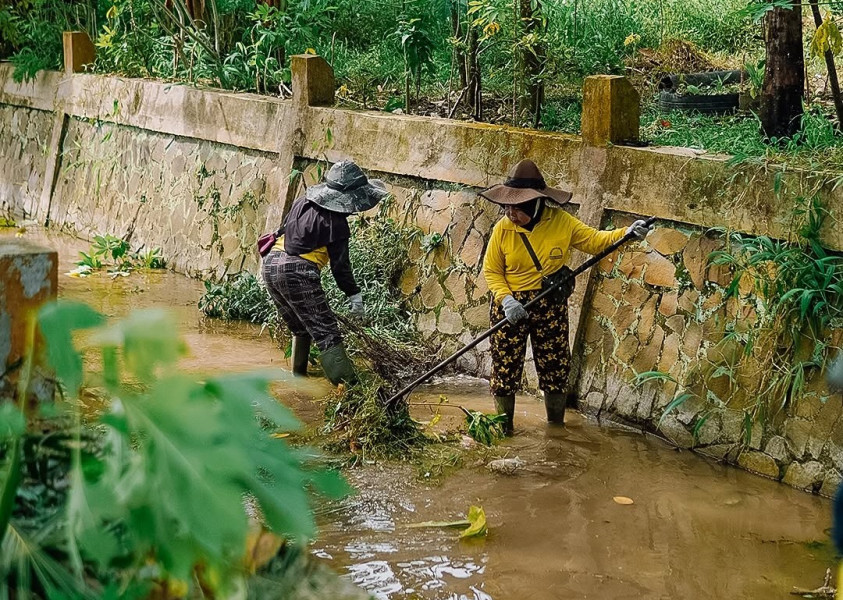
[0,105,53,218]
[2,58,843,494]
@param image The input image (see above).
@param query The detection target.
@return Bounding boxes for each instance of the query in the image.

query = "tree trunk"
[451,0,467,89]
[517,0,546,127]
[466,27,482,120]
[404,47,411,113]
[809,0,843,129]
[760,0,804,139]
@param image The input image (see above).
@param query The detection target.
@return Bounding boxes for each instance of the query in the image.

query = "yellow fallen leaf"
[460,505,487,539]
[613,496,634,505]
[271,432,290,439]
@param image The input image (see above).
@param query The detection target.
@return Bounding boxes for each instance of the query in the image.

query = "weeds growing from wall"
[638,197,843,445]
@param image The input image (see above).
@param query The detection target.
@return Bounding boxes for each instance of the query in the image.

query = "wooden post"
[759,0,804,139]
[62,31,96,74]
[581,75,640,146]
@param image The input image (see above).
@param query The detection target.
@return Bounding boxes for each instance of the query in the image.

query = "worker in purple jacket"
[262,160,388,385]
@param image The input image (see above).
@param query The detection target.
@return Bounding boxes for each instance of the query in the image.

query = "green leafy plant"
[421,232,444,253]
[0,301,349,597]
[135,246,166,269]
[71,234,165,277]
[199,271,278,326]
[393,12,435,111]
[464,411,507,445]
[91,233,129,261]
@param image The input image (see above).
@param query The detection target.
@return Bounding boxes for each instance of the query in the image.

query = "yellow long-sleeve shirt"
[483,205,626,303]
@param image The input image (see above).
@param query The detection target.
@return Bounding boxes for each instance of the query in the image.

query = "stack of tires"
[658,70,744,114]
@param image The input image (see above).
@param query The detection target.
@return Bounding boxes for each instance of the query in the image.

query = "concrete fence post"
[62,31,96,75]
[581,75,640,146]
[0,239,58,408]
[265,54,336,231]
[291,54,335,109]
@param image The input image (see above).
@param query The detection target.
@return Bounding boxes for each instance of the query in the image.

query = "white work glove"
[626,219,653,240]
[501,295,528,324]
[348,292,365,318]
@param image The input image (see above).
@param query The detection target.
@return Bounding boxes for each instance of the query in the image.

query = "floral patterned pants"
[489,289,571,396]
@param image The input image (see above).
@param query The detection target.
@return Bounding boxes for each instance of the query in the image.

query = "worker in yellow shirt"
[481,159,652,433]
[262,160,388,385]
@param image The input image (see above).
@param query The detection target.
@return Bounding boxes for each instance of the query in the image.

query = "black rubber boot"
[291,335,312,376]
[320,344,357,386]
[494,394,516,436]
[545,392,567,424]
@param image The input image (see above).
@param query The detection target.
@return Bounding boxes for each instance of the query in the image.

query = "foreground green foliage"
[0,301,348,597]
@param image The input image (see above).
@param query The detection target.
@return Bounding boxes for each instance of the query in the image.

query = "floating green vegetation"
[322,374,427,460]
[68,233,165,278]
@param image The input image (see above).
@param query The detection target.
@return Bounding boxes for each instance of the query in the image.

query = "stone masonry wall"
[0,104,52,219]
[49,117,281,277]
[579,212,843,494]
[3,61,843,494]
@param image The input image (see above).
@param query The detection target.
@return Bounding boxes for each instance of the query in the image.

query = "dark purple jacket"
[283,197,359,296]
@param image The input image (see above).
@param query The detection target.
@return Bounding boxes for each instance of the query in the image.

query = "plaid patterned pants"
[261,251,343,351]
[490,289,571,396]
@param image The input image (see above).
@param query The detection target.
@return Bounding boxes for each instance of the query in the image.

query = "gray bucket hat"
[306,160,389,213]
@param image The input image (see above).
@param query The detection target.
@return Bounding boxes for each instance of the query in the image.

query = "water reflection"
[343,555,489,600]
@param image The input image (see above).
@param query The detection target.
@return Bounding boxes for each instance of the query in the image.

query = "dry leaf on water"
[613,496,634,505]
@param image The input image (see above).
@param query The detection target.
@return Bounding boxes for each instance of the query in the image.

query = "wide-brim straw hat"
[306,160,390,214]
[479,159,572,206]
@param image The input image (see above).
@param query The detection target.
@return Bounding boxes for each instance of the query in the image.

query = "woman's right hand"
[502,295,528,324]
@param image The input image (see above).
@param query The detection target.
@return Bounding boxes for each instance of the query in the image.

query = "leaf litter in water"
[613,496,635,505]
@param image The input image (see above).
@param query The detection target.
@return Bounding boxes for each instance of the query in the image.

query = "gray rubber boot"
[291,335,312,376]
[545,392,567,424]
[494,395,516,436]
[320,344,357,386]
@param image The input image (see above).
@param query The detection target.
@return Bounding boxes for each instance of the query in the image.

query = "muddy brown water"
[13,229,836,599]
